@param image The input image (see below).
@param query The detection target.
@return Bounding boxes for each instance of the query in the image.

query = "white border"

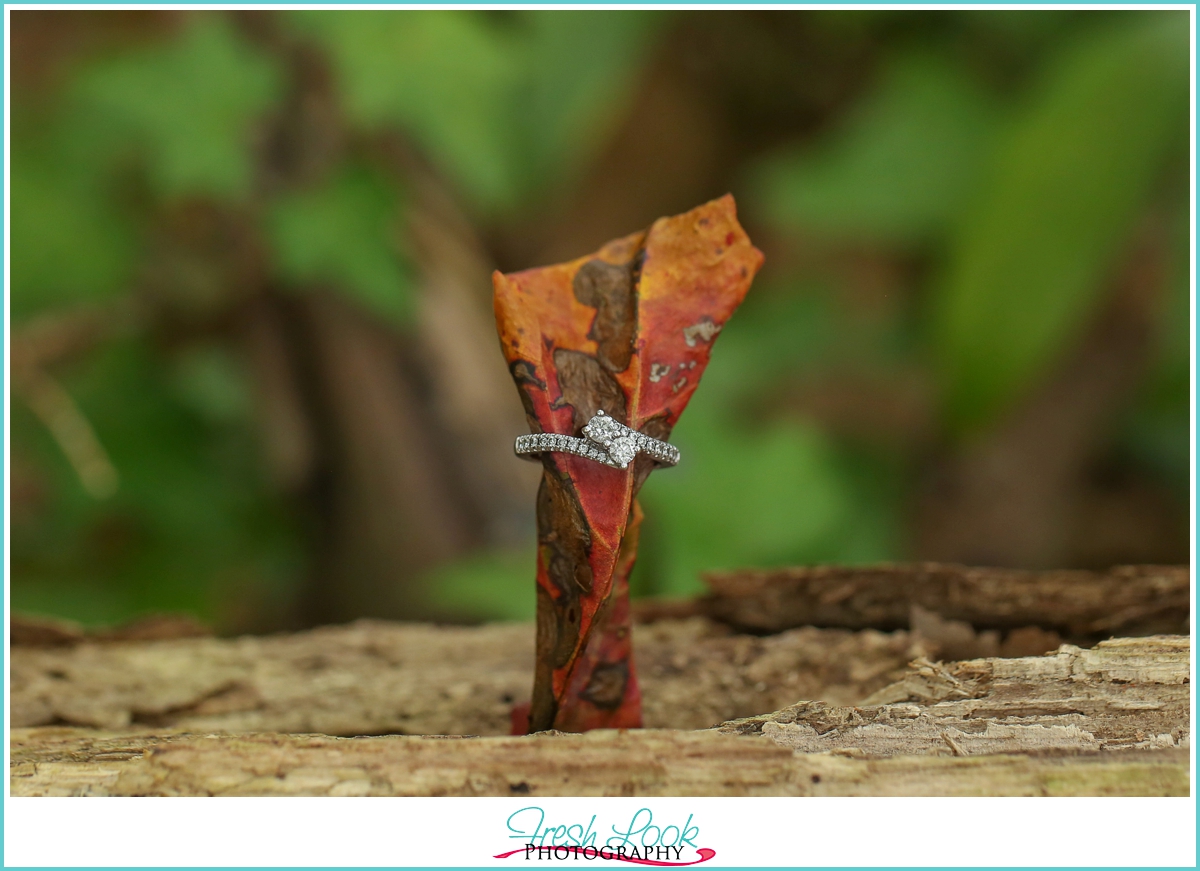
[1,796,1197,867]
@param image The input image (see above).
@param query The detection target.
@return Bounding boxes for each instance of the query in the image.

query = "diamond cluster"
[514,411,680,469]
[582,412,638,468]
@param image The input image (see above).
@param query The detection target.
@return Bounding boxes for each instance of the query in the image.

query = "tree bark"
[10,632,1189,797]
[9,617,923,736]
[721,635,1189,757]
[10,730,1187,798]
[700,563,1188,640]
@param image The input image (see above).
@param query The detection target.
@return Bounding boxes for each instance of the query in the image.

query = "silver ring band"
[515,411,679,470]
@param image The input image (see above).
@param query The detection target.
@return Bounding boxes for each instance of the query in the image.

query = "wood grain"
[701,563,1189,639]
[10,617,922,735]
[721,635,1190,757]
[11,633,1189,797]
[11,729,1186,797]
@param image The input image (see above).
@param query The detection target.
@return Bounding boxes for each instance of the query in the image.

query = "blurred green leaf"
[511,11,662,199]
[11,338,301,626]
[933,12,1189,432]
[640,415,888,597]
[424,548,536,622]
[634,287,899,598]
[291,10,660,212]
[10,578,138,628]
[267,164,413,323]
[75,16,280,200]
[9,151,138,319]
[292,11,522,209]
[749,51,996,246]
[169,343,253,425]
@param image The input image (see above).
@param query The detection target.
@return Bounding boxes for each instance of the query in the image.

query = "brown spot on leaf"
[551,349,628,429]
[530,468,596,733]
[581,661,630,710]
[537,472,593,601]
[573,257,639,373]
[510,359,547,429]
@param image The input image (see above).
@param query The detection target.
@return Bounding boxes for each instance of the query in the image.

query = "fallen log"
[9,728,1187,797]
[720,635,1190,757]
[700,563,1189,639]
[9,617,921,735]
[10,635,1189,797]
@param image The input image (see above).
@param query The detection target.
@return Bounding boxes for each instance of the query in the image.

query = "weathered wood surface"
[10,617,921,735]
[700,563,1189,640]
[721,635,1190,757]
[10,728,1187,797]
[11,634,1190,797]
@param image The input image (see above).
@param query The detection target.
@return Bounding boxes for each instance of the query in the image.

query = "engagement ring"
[515,411,680,470]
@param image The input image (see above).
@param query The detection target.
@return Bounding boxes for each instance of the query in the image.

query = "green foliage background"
[9,10,1191,629]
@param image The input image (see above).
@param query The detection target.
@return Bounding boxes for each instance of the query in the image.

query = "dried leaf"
[494,194,762,731]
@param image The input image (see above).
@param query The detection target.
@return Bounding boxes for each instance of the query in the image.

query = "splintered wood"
[9,562,1191,795]
[10,728,1186,797]
[720,635,1190,757]
[10,618,920,736]
[9,632,1190,796]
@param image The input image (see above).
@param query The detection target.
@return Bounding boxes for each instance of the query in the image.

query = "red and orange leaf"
[494,195,762,732]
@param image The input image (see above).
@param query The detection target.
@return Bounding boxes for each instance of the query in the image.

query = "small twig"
[15,366,118,499]
[11,300,141,499]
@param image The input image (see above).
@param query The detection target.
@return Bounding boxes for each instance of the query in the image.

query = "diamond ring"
[514,411,680,470]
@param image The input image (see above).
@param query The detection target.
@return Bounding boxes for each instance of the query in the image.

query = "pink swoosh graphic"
[493,847,716,866]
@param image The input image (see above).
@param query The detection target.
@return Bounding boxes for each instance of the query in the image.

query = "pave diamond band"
[515,411,680,470]
[514,432,614,466]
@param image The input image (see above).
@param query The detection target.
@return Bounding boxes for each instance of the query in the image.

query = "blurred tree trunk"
[229,13,540,627]
[914,217,1187,569]
[262,291,481,624]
